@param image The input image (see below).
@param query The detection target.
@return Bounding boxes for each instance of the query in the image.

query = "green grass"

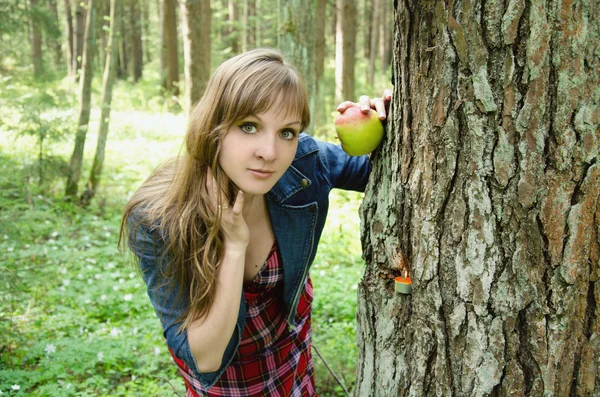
[0,74,367,396]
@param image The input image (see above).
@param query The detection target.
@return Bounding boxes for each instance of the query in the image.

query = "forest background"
[0,0,393,396]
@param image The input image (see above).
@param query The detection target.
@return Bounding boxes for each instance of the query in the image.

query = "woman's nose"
[255,134,277,161]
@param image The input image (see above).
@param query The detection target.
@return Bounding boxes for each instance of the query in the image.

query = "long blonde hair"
[119,49,310,330]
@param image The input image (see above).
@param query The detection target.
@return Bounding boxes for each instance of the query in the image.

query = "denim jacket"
[129,133,371,389]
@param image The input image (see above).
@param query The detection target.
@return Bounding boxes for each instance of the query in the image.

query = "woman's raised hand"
[336,89,393,120]
[206,167,249,251]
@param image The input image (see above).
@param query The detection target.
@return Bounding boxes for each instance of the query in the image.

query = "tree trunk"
[366,0,380,86]
[379,0,391,72]
[64,0,75,77]
[334,0,356,103]
[278,0,316,133]
[180,0,211,110]
[29,0,44,77]
[48,0,63,70]
[130,0,143,82]
[314,0,327,129]
[362,0,372,59]
[163,0,179,96]
[242,0,248,51]
[73,0,87,80]
[65,0,96,198]
[81,0,119,206]
[355,1,600,396]
[228,0,239,53]
[141,0,151,63]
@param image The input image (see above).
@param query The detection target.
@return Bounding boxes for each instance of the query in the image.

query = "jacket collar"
[267,133,319,204]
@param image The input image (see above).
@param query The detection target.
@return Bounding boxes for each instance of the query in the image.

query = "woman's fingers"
[336,101,355,113]
[231,190,244,216]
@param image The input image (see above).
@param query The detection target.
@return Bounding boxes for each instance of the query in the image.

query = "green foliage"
[0,76,75,187]
[0,77,367,397]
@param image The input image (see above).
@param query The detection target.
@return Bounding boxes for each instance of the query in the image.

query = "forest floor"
[0,73,366,396]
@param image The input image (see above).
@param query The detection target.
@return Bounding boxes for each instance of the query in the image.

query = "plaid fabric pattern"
[169,242,317,397]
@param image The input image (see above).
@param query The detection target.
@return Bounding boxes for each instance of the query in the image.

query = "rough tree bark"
[65,0,96,198]
[356,1,600,396]
[180,0,211,109]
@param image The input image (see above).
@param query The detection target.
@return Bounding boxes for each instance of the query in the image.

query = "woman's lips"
[249,169,274,179]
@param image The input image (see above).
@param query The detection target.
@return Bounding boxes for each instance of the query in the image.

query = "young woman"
[120,48,391,396]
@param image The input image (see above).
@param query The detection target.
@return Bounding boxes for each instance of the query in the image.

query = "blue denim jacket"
[129,133,371,389]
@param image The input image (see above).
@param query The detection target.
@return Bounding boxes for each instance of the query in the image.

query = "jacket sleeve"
[127,214,228,388]
[314,139,372,192]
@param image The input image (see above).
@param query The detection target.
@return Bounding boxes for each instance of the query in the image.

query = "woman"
[120,48,391,396]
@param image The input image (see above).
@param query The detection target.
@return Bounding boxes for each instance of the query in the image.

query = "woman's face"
[218,106,301,197]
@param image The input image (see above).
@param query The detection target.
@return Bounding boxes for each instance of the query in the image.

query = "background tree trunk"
[162,0,179,96]
[366,0,380,86]
[227,0,239,53]
[180,0,211,110]
[65,0,96,198]
[28,0,44,77]
[314,0,327,129]
[278,0,315,133]
[73,0,87,80]
[355,1,600,396]
[64,0,75,77]
[130,0,143,82]
[81,0,119,205]
[48,0,63,70]
[335,0,356,103]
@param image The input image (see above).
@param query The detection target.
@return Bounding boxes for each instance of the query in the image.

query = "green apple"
[335,106,384,156]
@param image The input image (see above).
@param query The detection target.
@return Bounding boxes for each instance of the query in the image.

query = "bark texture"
[356,1,600,396]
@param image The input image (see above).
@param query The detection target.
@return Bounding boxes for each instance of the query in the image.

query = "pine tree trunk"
[81,0,119,206]
[163,0,179,96]
[64,0,75,77]
[355,1,600,396]
[65,0,96,198]
[335,0,356,103]
[180,0,211,109]
[278,0,316,133]
[73,0,87,80]
[29,0,44,77]
[130,0,143,82]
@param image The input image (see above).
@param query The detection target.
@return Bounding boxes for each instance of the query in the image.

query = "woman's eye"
[280,130,296,140]
[240,123,257,133]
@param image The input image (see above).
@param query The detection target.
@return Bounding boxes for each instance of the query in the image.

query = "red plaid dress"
[170,242,317,396]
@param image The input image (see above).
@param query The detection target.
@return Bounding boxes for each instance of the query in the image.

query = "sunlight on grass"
[0,72,368,397]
